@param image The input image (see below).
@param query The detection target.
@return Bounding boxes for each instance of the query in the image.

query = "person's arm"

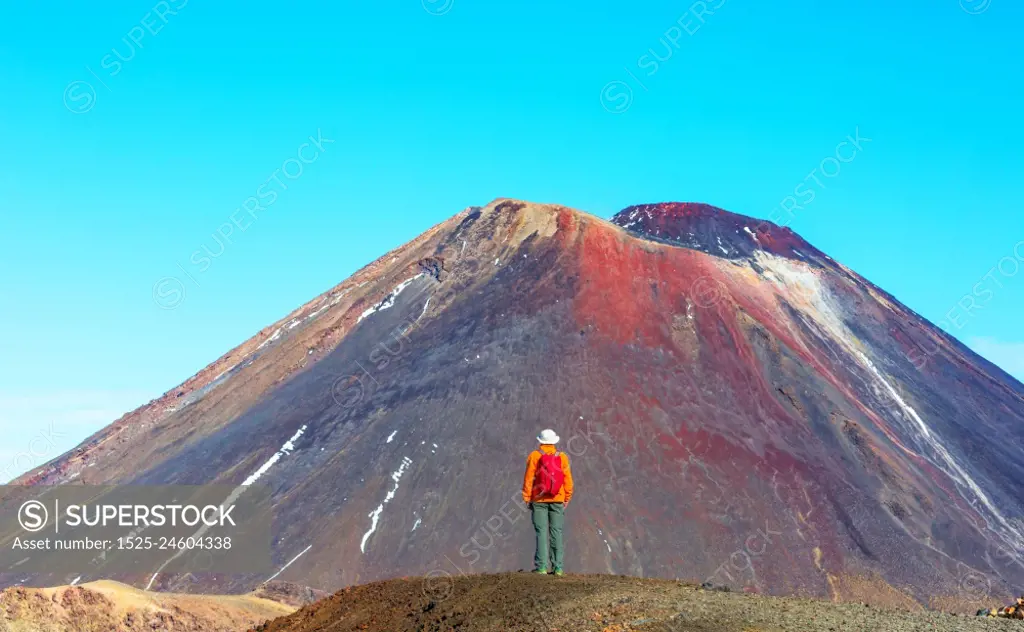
[522,452,537,504]
[561,453,573,505]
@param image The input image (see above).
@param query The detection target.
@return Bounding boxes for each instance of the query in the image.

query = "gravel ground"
[250,572,1022,632]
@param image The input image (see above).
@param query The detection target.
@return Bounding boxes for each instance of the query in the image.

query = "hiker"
[522,428,574,576]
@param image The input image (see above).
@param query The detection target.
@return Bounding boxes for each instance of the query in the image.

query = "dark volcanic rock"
[7,199,1024,607]
[612,202,830,265]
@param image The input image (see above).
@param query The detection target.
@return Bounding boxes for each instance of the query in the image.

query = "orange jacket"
[522,444,574,504]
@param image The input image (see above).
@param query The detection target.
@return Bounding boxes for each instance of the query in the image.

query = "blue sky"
[1,0,1022,481]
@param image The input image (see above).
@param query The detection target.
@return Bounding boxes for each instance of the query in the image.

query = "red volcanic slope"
[7,199,1024,607]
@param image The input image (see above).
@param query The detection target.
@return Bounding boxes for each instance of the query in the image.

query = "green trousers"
[530,502,565,571]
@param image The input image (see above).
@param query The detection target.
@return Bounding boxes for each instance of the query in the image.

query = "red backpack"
[532,450,565,500]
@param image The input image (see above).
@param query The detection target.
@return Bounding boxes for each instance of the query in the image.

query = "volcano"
[8,199,1024,604]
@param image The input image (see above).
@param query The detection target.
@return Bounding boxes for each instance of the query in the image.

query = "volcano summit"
[9,199,1024,605]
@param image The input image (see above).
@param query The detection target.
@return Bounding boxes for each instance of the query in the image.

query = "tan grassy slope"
[251,573,1021,632]
[0,580,295,632]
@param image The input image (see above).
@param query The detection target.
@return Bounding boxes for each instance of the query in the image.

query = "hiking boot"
[532,568,548,574]
[553,569,565,577]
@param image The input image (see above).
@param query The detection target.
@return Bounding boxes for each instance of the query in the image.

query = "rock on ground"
[250,573,1023,632]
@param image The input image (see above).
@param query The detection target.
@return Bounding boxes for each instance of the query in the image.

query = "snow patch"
[358,275,424,323]
[304,288,354,323]
[256,327,284,351]
[386,431,397,444]
[242,425,307,487]
[265,545,313,583]
[360,456,413,553]
[330,288,353,305]
[210,364,238,383]
[306,305,329,320]
[146,426,307,592]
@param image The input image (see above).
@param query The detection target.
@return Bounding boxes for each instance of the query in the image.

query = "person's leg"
[549,502,565,572]
[530,502,550,571]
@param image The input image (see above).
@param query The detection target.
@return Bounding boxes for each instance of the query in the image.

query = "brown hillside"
[0,580,294,632]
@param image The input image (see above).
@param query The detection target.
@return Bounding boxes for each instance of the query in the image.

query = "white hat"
[537,429,560,445]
